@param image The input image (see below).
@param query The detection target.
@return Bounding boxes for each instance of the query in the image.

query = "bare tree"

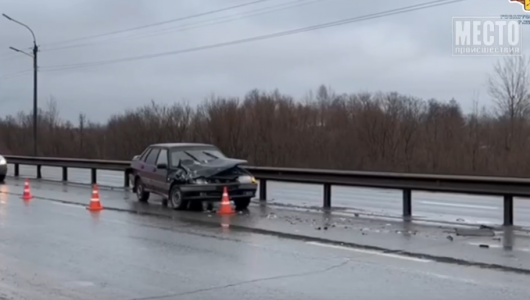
[488,55,530,118]
[487,55,530,152]
[3,67,530,177]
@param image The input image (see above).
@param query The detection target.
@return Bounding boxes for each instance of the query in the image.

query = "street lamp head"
[2,14,37,44]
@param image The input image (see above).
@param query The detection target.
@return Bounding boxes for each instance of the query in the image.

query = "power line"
[41,0,326,53]
[0,53,23,62]
[42,0,463,71]
[0,69,32,80]
[40,0,464,72]
[40,0,275,48]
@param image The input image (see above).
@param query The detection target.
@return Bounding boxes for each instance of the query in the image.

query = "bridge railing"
[4,155,529,226]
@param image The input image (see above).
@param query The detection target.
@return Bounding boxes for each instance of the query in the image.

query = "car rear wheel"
[0,175,5,183]
[169,185,188,210]
[135,178,150,202]
[234,197,251,211]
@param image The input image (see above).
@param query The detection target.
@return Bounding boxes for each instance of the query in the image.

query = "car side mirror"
[156,163,167,169]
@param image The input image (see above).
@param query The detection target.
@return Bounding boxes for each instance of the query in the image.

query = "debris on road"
[454,227,495,237]
[480,225,495,230]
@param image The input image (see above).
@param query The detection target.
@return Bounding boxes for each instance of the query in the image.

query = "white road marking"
[415,271,479,285]
[419,201,498,210]
[51,202,84,209]
[306,241,432,263]
[64,281,95,288]
[465,220,495,224]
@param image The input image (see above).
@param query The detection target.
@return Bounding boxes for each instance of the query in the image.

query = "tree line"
[1,56,530,177]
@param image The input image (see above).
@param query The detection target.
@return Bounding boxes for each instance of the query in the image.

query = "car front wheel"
[169,185,188,210]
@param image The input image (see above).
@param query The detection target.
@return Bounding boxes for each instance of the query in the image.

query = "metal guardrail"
[4,155,529,226]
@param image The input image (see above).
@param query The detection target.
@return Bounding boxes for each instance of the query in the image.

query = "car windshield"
[187,149,226,161]
[170,147,226,166]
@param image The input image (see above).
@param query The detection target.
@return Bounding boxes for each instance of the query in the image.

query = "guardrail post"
[503,195,514,226]
[91,168,97,185]
[124,170,130,188]
[62,167,68,182]
[259,179,267,201]
[323,183,331,209]
[36,165,42,179]
[403,189,412,218]
[14,164,19,177]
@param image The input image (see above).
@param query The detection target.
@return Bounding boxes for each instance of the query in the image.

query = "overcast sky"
[0,0,528,122]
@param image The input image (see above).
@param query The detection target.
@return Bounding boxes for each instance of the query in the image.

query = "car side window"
[140,148,151,161]
[145,148,160,165]
[156,149,168,165]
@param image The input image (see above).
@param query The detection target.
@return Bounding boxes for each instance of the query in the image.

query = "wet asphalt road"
[5,164,530,226]
[1,191,530,299]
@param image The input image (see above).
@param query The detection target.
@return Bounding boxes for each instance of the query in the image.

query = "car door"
[142,147,161,190]
[133,147,152,186]
[152,148,169,195]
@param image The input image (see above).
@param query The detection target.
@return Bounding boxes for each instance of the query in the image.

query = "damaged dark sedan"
[128,143,258,210]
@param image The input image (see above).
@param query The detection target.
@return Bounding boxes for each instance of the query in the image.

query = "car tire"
[0,175,5,183]
[135,177,150,202]
[234,197,251,211]
[169,185,188,210]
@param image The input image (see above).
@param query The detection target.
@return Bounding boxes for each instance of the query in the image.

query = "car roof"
[149,143,216,149]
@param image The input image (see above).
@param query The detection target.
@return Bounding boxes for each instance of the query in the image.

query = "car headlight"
[238,175,256,184]
[0,156,6,165]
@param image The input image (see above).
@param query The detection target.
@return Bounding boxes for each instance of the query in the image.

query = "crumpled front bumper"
[180,182,257,201]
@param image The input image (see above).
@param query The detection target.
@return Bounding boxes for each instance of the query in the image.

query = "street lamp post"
[3,14,38,157]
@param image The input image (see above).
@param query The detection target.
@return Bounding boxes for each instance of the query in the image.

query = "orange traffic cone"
[21,178,33,200]
[217,186,234,215]
[87,184,103,211]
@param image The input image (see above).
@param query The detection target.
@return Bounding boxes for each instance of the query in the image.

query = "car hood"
[177,158,248,179]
